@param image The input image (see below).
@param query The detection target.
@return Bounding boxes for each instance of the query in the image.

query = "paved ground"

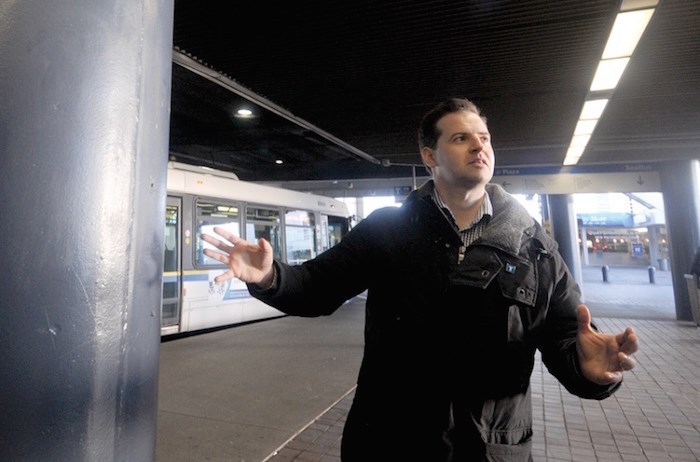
[580,265,676,320]
[157,266,700,462]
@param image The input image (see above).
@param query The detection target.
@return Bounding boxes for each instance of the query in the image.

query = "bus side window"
[245,206,282,261]
[285,209,316,264]
[195,200,241,267]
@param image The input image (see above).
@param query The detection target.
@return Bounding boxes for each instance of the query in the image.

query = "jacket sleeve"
[247,207,395,316]
[537,246,622,400]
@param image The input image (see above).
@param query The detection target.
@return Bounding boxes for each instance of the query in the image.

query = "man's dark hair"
[417,98,486,150]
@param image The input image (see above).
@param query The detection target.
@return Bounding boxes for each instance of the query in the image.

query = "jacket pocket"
[497,257,537,306]
[453,392,534,460]
[481,438,533,461]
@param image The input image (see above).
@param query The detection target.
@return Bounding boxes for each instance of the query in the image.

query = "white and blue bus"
[162,162,351,336]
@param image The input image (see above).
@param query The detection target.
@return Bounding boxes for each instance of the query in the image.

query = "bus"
[162,162,351,336]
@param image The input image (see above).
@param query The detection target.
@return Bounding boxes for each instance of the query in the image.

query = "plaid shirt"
[431,186,493,262]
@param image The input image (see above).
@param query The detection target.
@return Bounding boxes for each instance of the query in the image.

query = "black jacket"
[249,182,620,461]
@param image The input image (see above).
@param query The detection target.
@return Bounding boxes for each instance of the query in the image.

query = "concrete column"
[357,196,366,220]
[548,194,584,297]
[659,160,700,321]
[0,1,174,461]
[580,224,590,265]
[647,224,663,269]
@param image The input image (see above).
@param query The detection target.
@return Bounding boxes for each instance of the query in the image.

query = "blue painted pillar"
[547,194,585,298]
[0,0,173,460]
[659,160,700,321]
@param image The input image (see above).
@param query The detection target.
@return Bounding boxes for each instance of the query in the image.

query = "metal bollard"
[648,266,656,284]
[602,265,610,283]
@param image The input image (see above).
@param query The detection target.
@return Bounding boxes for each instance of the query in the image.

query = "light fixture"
[574,119,598,136]
[562,0,658,166]
[602,7,657,59]
[590,57,630,91]
[275,159,283,164]
[563,145,586,166]
[234,108,254,118]
[580,99,609,119]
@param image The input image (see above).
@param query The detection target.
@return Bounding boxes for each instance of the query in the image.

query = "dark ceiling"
[168,0,700,185]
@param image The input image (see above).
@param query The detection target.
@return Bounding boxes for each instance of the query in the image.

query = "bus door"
[162,196,182,335]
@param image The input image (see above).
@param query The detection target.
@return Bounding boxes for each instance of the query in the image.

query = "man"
[201,98,638,461]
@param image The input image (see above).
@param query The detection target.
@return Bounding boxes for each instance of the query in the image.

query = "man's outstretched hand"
[200,226,275,285]
[576,305,639,385]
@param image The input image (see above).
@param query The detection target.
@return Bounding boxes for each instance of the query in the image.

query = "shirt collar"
[429,181,493,230]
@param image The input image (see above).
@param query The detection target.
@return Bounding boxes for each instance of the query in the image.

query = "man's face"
[422,111,495,189]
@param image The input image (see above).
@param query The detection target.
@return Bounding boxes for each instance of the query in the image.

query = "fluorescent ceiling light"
[570,134,592,148]
[590,57,630,91]
[620,0,659,12]
[563,146,586,166]
[562,0,656,166]
[580,99,609,119]
[574,119,599,135]
[602,9,655,59]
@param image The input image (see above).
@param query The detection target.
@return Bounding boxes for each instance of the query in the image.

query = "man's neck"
[434,182,486,229]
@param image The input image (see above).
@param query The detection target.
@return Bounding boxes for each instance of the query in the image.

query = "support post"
[0,1,174,460]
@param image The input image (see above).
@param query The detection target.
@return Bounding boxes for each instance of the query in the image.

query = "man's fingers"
[618,327,639,355]
[201,232,240,252]
[203,248,228,264]
[576,304,593,333]
[603,371,623,383]
[257,237,272,253]
[214,270,234,284]
[618,353,636,371]
[200,234,221,248]
[213,226,243,244]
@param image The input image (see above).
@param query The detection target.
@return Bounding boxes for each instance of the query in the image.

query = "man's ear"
[420,146,436,169]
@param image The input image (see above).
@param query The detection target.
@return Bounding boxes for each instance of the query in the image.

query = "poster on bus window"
[207,271,250,301]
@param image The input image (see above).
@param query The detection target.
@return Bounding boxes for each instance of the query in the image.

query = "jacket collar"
[406,181,536,255]
[482,183,537,254]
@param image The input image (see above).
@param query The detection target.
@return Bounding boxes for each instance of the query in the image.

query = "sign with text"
[493,163,660,194]
[579,212,634,227]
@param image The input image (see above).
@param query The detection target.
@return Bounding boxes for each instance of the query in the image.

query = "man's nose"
[469,136,484,152]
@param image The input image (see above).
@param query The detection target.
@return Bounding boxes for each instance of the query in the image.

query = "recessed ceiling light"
[235,108,254,118]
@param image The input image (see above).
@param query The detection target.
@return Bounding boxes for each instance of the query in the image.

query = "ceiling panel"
[169,0,700,183]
